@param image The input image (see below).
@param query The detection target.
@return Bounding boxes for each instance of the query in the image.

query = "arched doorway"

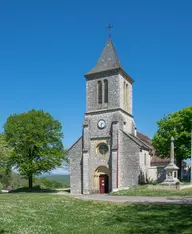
[94,166,110,194]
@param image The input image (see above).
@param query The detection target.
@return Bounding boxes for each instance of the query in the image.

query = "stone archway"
[93,166,110,194]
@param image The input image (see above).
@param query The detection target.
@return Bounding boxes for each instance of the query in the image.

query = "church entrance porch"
[93,166,110,194]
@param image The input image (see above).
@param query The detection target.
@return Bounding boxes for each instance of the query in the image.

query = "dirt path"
[55,192,192,204]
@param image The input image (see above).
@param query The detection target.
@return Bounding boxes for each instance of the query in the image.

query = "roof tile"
[86,38,121,75]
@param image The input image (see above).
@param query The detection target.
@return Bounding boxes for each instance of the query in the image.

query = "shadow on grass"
[0,229,6,234]
[8,186,58,193]
[62,188,70,193]
[105,204,192,233]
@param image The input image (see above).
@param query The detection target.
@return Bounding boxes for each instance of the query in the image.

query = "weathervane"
[107,24,113,38]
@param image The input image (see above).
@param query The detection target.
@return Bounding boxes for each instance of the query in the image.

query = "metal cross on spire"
[107,24,113,38]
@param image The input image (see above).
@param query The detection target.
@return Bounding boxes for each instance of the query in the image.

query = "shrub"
[151,181,158,185]
[0,182,4,190]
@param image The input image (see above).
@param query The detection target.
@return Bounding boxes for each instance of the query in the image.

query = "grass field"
[0,194,192,234]
[40,174,70,186]
[112,185,192,197]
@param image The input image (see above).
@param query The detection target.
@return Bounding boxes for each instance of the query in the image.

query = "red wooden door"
[99,176,105,194]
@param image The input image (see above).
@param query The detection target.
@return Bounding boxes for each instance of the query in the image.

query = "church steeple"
[85,38,122,76]
[85,36,134,115]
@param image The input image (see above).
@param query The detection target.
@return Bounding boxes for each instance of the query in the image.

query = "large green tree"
[0,134,13,188]
[0,133,13,174]
[152,106,192,172]
[4,109,65,189]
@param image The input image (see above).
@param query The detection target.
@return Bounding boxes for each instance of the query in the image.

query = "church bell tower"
[81,36,136,194]
[85,38,134,115]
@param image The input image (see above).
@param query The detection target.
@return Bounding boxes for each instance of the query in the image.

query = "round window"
[98,144,108,155]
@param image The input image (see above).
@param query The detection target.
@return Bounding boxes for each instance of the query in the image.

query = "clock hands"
[98,119,106,129]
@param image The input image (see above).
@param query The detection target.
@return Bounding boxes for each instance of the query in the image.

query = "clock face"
[98,119,106,129]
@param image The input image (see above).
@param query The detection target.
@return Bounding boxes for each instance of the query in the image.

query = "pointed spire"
[85,38,122,76]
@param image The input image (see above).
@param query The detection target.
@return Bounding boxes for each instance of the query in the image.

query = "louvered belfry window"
[104,79,108,103]
[98,81,102,104]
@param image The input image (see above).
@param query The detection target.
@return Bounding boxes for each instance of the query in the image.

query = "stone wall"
[69,137,82,194]
[147,166,158,181]
[119,74,133,115]
[139,149,151,182]
[86,72,133,116]
[118,131,140,188]
[121,111,135,135]
[86,74,120,112]
[88,138,111,193]
[85,110,134,138]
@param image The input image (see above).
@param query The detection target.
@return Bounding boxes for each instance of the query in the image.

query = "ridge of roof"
[137,131,152,144]
[68,136,82,152]
[121,130,151,151]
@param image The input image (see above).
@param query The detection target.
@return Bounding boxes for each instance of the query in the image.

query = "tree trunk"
[28,175,33,191]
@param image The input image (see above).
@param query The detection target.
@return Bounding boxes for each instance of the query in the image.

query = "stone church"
[69,37,153,194]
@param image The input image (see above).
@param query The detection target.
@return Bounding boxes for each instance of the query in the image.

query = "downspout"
[116,130,119,188]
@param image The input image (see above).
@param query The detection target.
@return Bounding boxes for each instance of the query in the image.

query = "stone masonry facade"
[69,38,152,194]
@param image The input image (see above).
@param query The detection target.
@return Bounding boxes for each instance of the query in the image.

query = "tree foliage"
[152,106,192,164]
[0,133,13,175]
[4,109,65,189]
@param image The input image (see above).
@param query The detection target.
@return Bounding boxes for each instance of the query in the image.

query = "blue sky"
[0,1,192,173]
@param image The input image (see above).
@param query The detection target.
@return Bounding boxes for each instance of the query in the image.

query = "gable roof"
[68,136,82,152]
[151,155,170,164]
[137,132,152,145]
[121,130,152,151]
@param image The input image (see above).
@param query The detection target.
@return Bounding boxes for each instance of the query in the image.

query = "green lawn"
[40,174,70,186]
[0,194,192,234]
[112,185,192,197]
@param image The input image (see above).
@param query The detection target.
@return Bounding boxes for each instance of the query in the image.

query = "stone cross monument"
[161,136,180,185]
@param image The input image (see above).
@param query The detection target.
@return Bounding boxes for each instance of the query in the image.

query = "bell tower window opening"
[126,83,128,110]
[104,79,108,103]
[123,82,126,108]
[98,81,102,104]
[124,82,128,110]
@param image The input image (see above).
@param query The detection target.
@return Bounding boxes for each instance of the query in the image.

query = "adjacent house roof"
[85,38,121,76]
[137,131,170,165]
[137,132,152,145]
[151,155,170,165]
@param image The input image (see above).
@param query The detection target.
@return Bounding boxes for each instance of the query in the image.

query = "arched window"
[104,79,108,103]
[126,83,128,109]
[98,81,102,104]
[123,82,126,108]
